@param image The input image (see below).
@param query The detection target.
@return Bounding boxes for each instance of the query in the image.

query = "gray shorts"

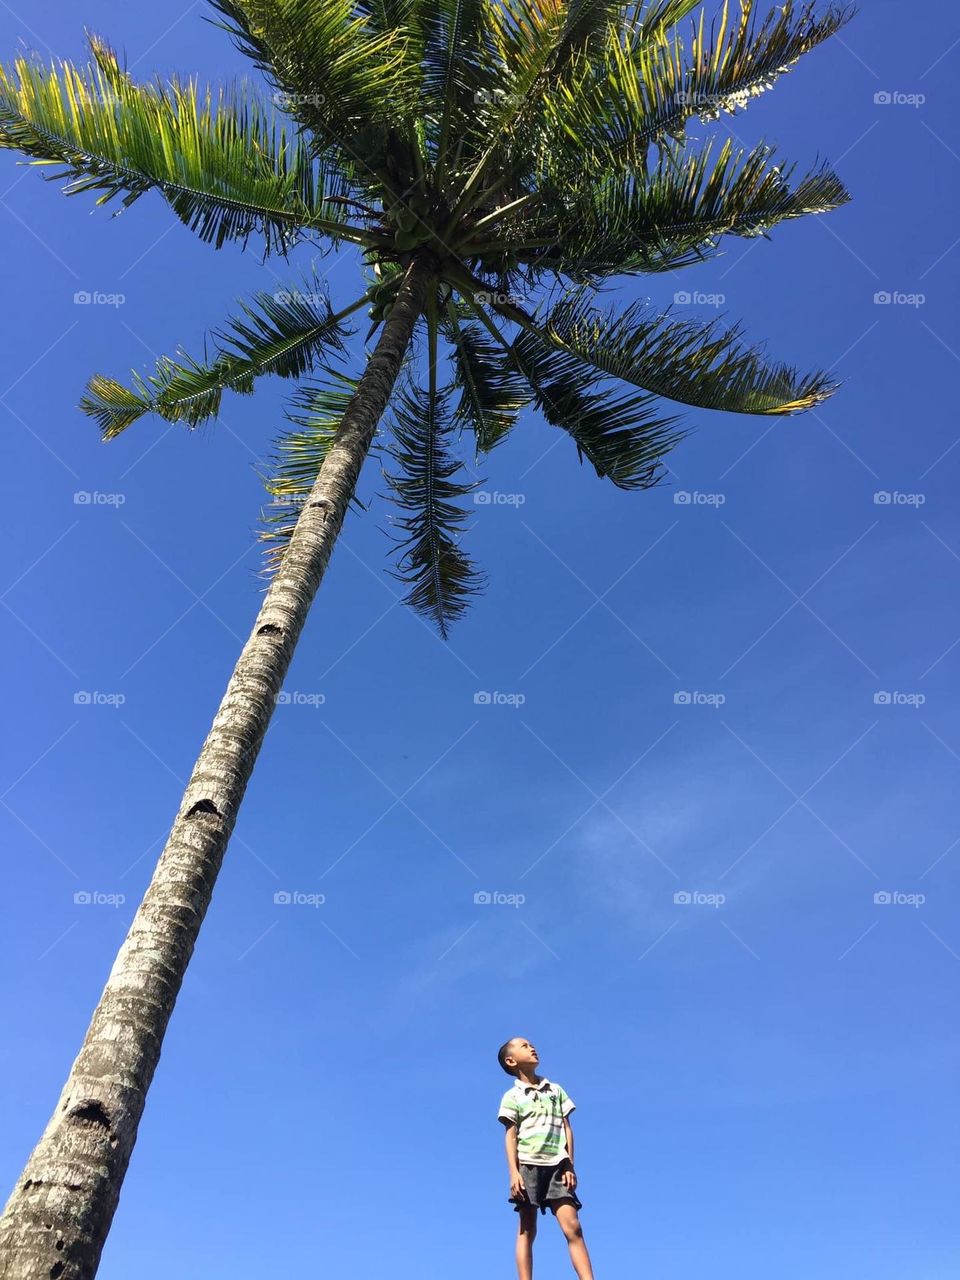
[509,1159,582,1215]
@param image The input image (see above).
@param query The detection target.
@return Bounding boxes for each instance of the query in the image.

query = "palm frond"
[464,301,686,488]
[0,36,360,254]
[257,371,362,574]
[385,324,485,638]
[207,0,419,168]
[423,0,499,175]
[80,285,360,438]
[443,302,531,450]
[529,139,850,277]
[632,0,704,39]
[525,287,838,413]
[543,0,853,169]
[452,0,646,223]
[510,330,686,486]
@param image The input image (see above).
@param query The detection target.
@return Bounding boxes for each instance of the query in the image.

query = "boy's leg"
[552,1203,595,1280]
[515,1205,538,1280]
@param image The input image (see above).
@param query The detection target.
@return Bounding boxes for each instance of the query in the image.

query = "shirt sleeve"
[497,1091,520,1126]
[556,1085,576,1117]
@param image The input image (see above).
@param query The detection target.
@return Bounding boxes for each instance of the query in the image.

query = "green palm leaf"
[443,303,532,450]
[207,0,419,169]
[509,329,686,487]
[634,0,704,39]
[529,139,849,278]
[0,36,361,254]
[257,371,363,574]
[385,331,485,637]
[524,287,837,414]
[547,0,853,169]
[80,285,361,437]
[422,0,502,178]
[464,300,686,488]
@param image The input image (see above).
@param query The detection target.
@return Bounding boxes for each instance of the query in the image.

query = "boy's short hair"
[498,1038,520,1076]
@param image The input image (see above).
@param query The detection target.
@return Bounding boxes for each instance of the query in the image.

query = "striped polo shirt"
[497,1076,576,1166]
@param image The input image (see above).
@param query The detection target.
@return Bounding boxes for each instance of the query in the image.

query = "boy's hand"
[510,1172,527,1200]
[561,1167,577,1191]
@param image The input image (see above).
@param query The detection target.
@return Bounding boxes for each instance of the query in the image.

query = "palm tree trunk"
[0,254,437,1280]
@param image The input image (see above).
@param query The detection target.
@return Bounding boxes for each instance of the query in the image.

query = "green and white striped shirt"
[497,1077,576,1166]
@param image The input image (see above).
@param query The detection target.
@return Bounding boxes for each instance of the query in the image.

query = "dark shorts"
[509,1158,582,1215]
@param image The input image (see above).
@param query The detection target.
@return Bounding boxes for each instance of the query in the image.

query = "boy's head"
[498,1036,539,1077]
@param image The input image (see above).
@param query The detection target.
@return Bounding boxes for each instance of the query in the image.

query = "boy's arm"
[562,1117,577,1188]
[502,1120,526,1199]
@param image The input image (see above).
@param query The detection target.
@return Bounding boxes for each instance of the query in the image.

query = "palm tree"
[0,0,852,1274]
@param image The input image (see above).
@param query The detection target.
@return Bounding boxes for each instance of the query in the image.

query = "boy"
[496,1037,596,1280]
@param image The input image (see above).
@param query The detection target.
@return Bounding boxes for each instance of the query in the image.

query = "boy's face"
[506,1038,539,1073]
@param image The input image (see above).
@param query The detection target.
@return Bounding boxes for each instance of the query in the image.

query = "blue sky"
[1,3,958,1277]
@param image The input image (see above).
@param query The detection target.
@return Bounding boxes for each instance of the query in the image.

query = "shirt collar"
[514,1076,552,1094]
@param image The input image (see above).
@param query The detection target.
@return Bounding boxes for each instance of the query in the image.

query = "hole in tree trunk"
[68,1100,110,1130]
[50,1263,65,1278]
[257,623,283,637]
[185,799,220,819]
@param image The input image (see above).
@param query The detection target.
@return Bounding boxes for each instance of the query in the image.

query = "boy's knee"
[560,1216,583,1242]
[518,1212,538,1239]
